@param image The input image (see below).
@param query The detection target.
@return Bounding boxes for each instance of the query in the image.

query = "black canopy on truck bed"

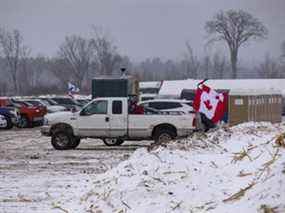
[92,77,138,99]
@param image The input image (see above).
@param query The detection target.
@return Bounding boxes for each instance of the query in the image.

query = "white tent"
[139,81,161,89]
[158,79,285,97]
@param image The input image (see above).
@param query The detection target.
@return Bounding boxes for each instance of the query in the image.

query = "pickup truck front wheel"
[154,129,175,144]
[69,137,81,149]
[51,131,75,150]
[103,138,124,146]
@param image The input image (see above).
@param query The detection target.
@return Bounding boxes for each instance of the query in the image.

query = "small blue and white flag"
[68,82,80,98]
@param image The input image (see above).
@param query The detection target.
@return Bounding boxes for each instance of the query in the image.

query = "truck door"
[108,99,128,137]
[77,100,109,137]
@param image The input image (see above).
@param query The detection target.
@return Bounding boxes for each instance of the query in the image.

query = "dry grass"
[275,133,285,148]
[260,204,278,213]
[262,148,279,168]
[1,194,33,203]
[223,182,256,203]
[52,203,69,213]
[232,148,252,163]
[257,148,280,181]
[237,170,253,177]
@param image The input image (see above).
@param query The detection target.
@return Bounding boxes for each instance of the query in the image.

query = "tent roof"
[158,79,285,96]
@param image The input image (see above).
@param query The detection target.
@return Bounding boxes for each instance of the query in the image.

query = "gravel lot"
[0,128,150,212]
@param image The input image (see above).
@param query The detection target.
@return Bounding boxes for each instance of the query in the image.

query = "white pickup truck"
[41,97,195,150]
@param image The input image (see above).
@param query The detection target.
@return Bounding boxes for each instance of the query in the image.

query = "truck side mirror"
[71,107,77,113]
[79,109,86,116]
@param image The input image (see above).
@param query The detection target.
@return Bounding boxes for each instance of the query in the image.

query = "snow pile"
[74,122,285,212]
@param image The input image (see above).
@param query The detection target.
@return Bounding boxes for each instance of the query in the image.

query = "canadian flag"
[193,84,227,124]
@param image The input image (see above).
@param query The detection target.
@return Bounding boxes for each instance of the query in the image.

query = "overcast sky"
[1,0,285,62]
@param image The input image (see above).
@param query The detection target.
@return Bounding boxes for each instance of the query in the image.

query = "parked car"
[17,99,48,115]
[75,99,90,106]
[41,97,195,150]
[143,106,184,115]
[0,97,46,128]
[0,107,18,129]
[39,98,60,106]
[0,115,5,128]
[139,93,157,102]
[138,99,194,114]
[24,99,66,114]
[51,97,82,112]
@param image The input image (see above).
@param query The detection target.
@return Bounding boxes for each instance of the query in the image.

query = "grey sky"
[1,0,285,62]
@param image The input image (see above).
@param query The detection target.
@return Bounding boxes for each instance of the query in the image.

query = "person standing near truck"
[193,81,226,131]
[129,96,144,114]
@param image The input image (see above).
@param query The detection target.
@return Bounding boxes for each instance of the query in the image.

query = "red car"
[0,98,47,128]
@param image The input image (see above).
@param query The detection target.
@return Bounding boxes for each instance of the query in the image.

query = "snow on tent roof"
[158,79,285,97]
[139,81,161,89]
[229,89,282,96]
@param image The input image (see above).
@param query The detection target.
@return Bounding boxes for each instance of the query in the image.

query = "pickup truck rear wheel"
[51,131,74,150]
[103,138,124,146]
[154,129,175,144]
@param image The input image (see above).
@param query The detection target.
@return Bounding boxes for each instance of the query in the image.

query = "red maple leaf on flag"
[204,100,213,110]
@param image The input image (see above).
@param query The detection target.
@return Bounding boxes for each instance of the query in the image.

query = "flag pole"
[195,78,208,132]
[197,78,208,88]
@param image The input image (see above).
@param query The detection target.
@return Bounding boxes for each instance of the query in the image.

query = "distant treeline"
[0,10,285,96]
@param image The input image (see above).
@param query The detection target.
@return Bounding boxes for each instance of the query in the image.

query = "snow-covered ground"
[0,128,150,213]
[1,123,285,212]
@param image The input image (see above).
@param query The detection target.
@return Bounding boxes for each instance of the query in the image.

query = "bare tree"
[205,10,268,78]
[281,41,285,59]
[202,55,211,79]
[91,27,122,76]
[0,28,30,94]
[212,52,226,79]
[165,60,177,80]
[183,42,200,79]
[28,55,48,88]
[281,41,285,73]
[0,81,7,96]
[256,54,282,78]
[18,47,32,94]
[49,57,71,90]
[282,41,285,55]
[58,35,93,88]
